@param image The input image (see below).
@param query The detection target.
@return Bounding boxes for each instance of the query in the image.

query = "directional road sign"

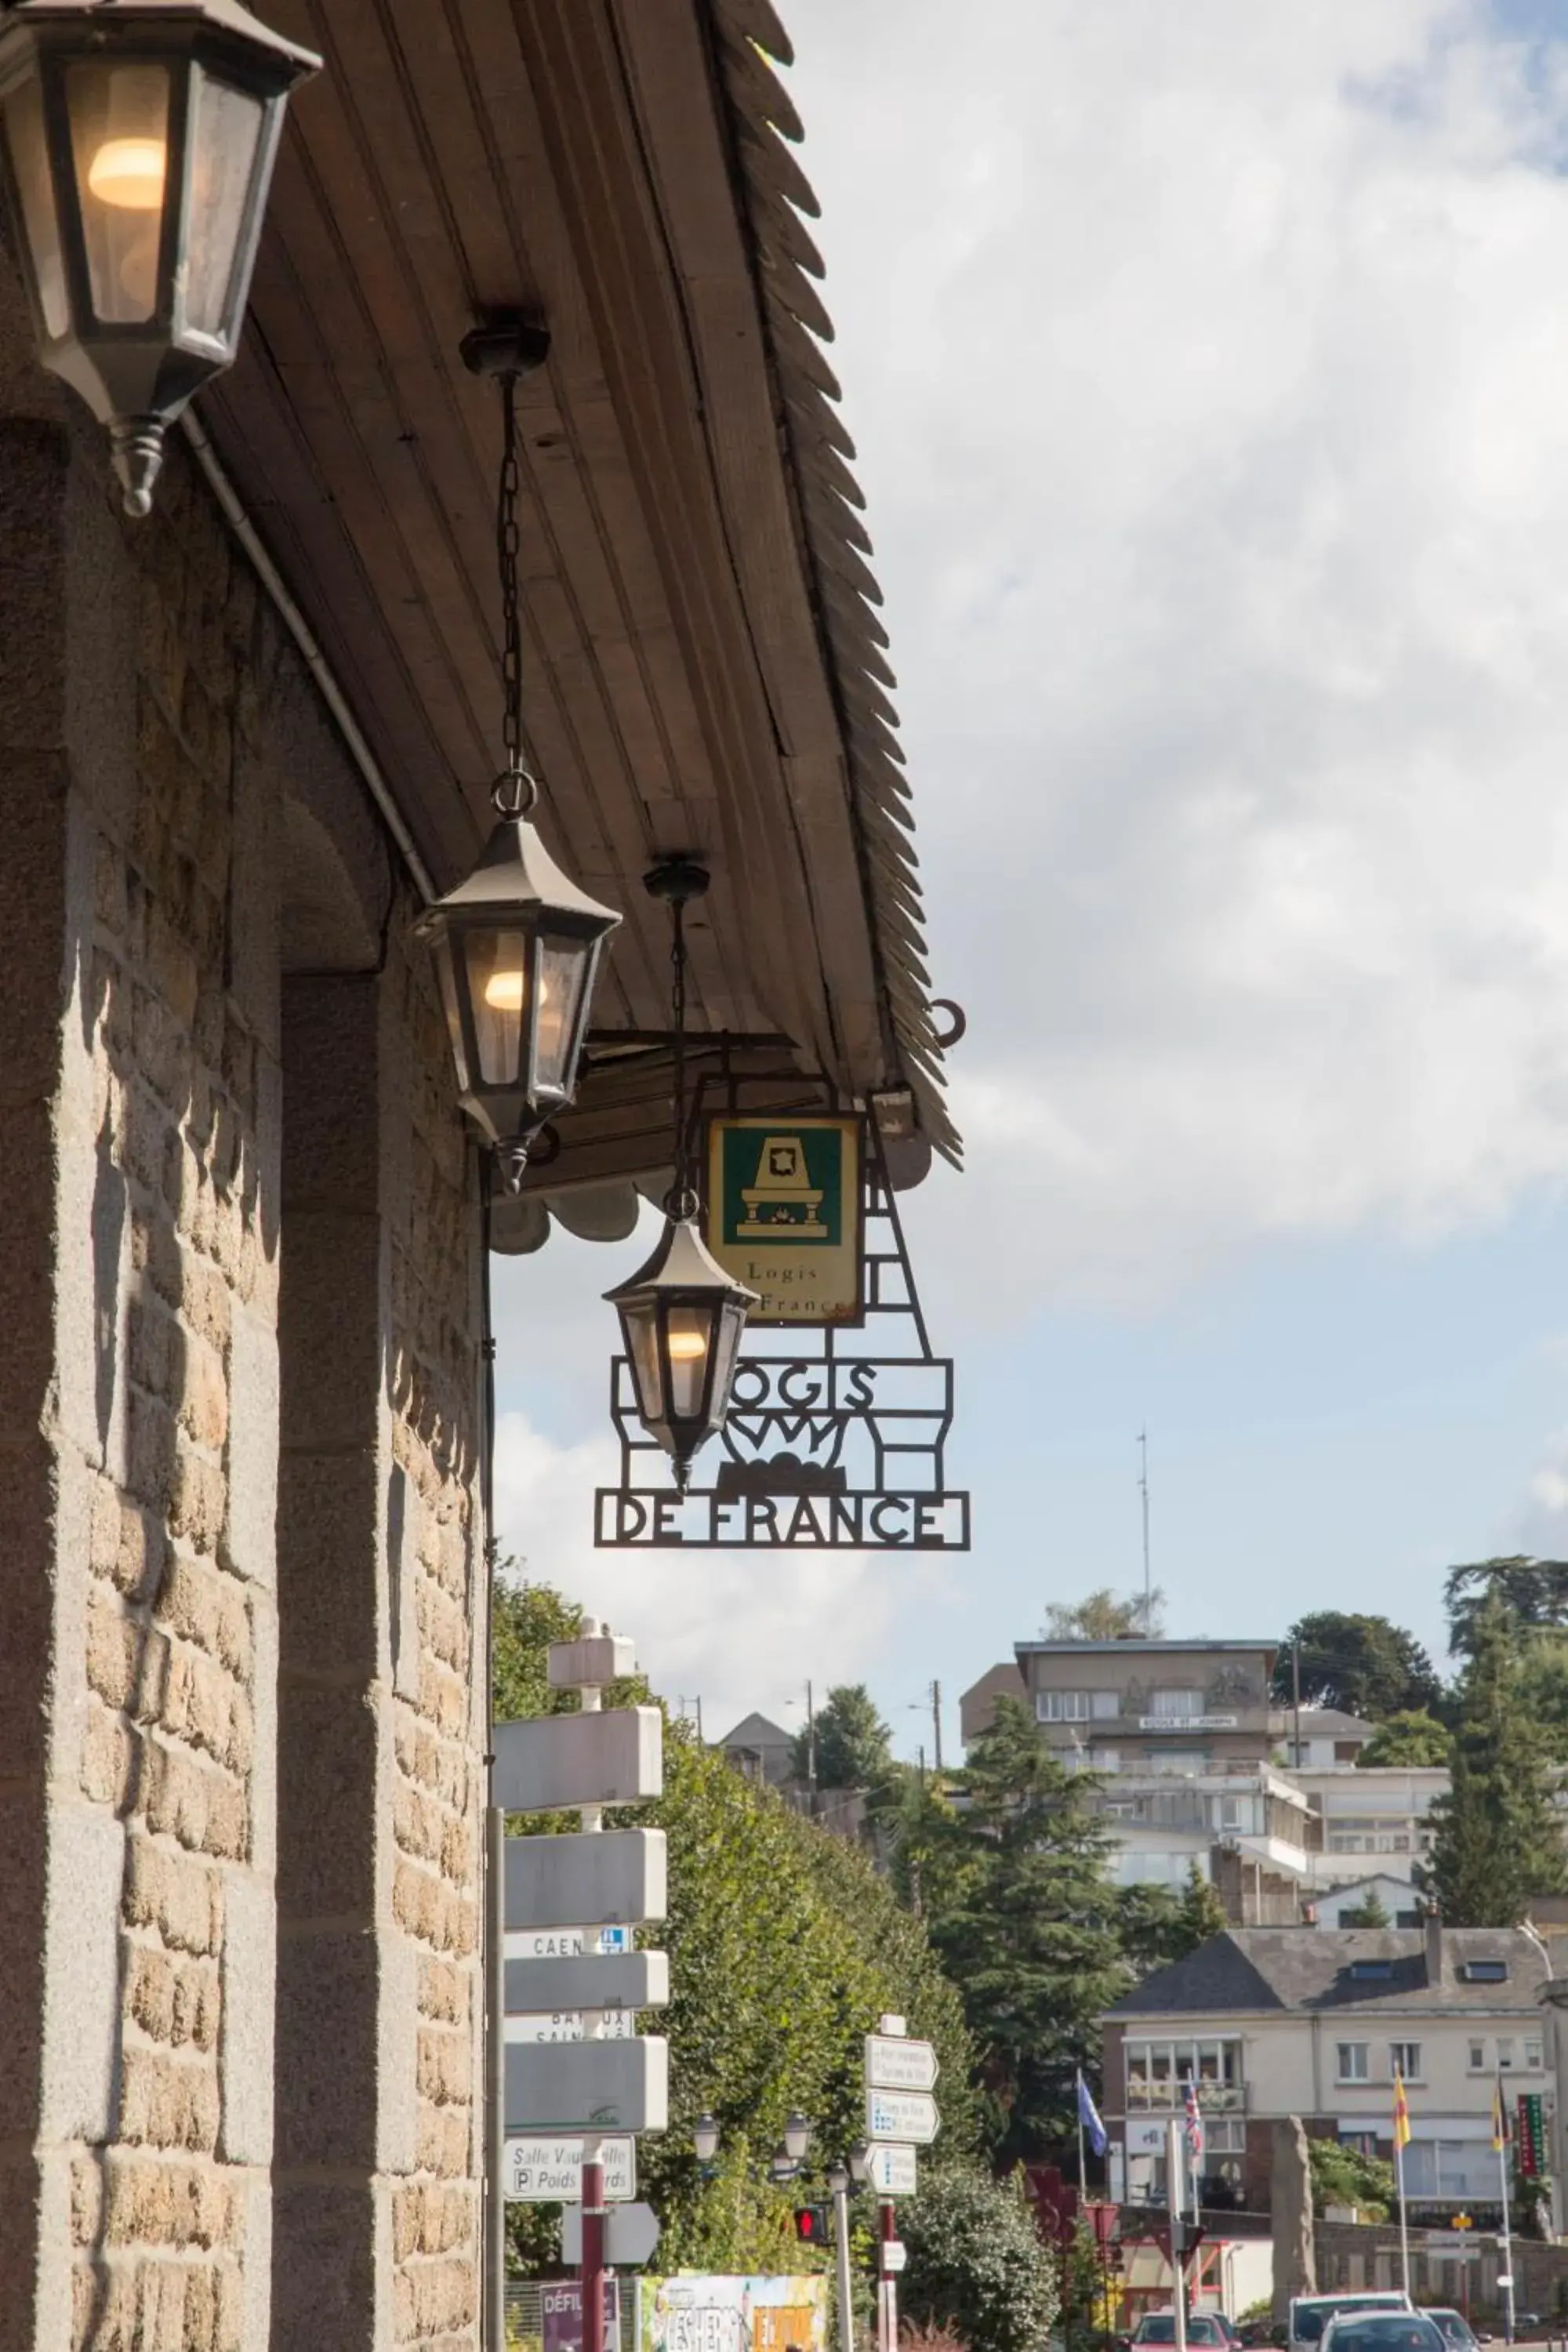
[865,2035,938,2093]
[505,2009,634,2045]
[864,2143,919,2195]
[506,2036,669,2135]
[494,1708,662,1814]
[561,2201,662,2267]
[506,1925,634,1961]
[504,1951,669,2017]
[866,2088,939,2145]
[505,1831,666,1932]
[505,2136,637,2204]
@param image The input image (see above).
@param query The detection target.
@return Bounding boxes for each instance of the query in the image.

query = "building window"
[1389,2042,1422,2083]
[1125,2038,1243,2110]
[1151,1688,1204,1720]
[1461,1960,1509,1984]
[1497,2038,1515,2071]
[1091,1690,1120,1719]
[1525,2037,1544,2072]
[1337,2042,1370,2083]
[1468,2041,1486,2073]
[1340,2132,1379,2158]
[1036,1690,1090,1722]
[1148,1751,1210,1775]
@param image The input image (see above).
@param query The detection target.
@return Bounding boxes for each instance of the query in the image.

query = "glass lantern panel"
[622,1305,664,1426]
[4,78,68,338]
[182,70,263,342]
[432,935,471,1094]
[532,931,591,1098]
[665,1306,713,1421]
[708,1299,748,1427]
[67,60,170,323]
[463,927,527,1087]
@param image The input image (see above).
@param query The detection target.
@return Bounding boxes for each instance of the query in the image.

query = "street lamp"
[825,2161,850,2198]
[0,0,318,515]
[848,2140,871,2186]
[783,2111,812,2166]
[604,860,755,1488]
[693,2113,720,2168]
[418,325,619,1189]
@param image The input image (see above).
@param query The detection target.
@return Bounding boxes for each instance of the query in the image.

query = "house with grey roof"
[1101,1921,1552,2221]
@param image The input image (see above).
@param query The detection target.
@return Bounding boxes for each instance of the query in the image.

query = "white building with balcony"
[1101,1922,1552,2218]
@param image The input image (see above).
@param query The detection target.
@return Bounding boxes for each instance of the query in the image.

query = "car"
[1133,2317,1232,2347]
[1289,2297,1412,2352]
[1423,2311,1479,2352]
[1319,2316,1448,2352]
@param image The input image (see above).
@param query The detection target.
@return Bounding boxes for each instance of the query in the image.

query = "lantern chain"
[492,369,538,820]
[666,892,698,1224]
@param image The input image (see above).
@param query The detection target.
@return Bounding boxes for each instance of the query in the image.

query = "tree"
[920,1697,1130,2163]
[898,2162,1058,2352]
[1272,1613,1442,1719]
[1043,1586,1166,1641]
[792,1682,893,1791]
[1514,1635,1568,1762]
[1356,1711,1453,1769]
[1308,2136,1394,2221]
[1446,1558,1568,1658]
[1419,1595,1566,1926]
[1335,1889,1392,1928]
[1116,1864,1229,1978]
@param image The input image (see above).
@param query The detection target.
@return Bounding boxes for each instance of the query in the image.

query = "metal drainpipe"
[179,408,437,904]
[481,1168,506,2352]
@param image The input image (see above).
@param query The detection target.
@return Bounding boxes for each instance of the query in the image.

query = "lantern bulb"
[666,1330,707,1362]
[89,137,167,211]
[483,968,525,1012]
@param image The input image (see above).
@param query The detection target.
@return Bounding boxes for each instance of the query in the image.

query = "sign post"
[864,2016,938,2352]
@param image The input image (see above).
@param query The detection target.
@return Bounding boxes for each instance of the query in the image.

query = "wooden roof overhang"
[201,0,958,1238]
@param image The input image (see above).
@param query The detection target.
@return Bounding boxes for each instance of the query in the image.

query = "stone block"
[0,1790,46,2142]
[276,1679,379,1923]
[0,416,67,752]
[217,1867,274,2166]
[274,1446,381,1671]
[272,1929,379,2171]
[278,1209,383,1453]
[124,1837,221,1958]
[38,1805,124,2145]
[220,1304,277,1594]
[269,2183,375,2352]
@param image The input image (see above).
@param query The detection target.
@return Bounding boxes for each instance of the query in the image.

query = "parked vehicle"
[1133,2317,1232,2347]
[1319,2316,1447,2352]
[1288,2296,1412,2352]
[1423,2310,1479,2352]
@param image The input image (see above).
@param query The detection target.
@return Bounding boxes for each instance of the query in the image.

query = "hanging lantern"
[416,778,620,1182]
[604,857,756,1489]
[419,321,620,1185]
[605,1210,756,1492]
[0,0,319,516]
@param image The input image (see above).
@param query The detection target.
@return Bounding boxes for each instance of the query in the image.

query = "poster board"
[637,2274,829,2352]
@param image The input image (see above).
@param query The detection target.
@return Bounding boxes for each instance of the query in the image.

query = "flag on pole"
[1492,2074,1511,2154]
[1393,2069,1411,2150]
[1183,2076,1205,2167]
[1076,2070,1108,2158]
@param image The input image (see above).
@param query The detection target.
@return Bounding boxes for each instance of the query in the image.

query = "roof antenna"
[1138,1428,1152,1632]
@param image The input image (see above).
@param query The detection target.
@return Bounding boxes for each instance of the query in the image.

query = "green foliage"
[1308,2136,1394,2221]
[1334,1889,1392,1928]
[493,1581,975,2278]
[1512,1635,1568,1762]
[898,2162,1058,2352]
[1356,1711,1452,1768]
[1446,1558,1568,1658]
[1042,1587,1165,1640]
[917,1697,1131,2164]
[1272,1613,1441,1719]
[1115,1864,1228,1978]
[790,1682,894,1792]
[1419,1595,1566,1926]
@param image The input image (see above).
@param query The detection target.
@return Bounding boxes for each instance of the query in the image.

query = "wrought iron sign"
[595,1116,969,1551]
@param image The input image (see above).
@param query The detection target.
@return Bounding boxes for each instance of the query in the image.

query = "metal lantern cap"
[0,0,319,514]
[603,1212,757,1318]
[416,810,622,935]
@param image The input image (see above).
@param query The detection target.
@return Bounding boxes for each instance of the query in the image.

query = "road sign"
[505,1951,669,2016]
[880,2241,907,2275]
[505,2009,634,2045]
[866,2034,938,2093]
[866,2089,939,2145]
[505,2136,637,2203]
[865,2143,918,2196]
[504,1831,666,1932]
[506,2036,669,2135]
[561,2201,662,2267]
[506,1925,634,1961]
[494,1708,663,1814]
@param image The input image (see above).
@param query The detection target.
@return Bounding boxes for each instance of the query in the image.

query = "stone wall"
[0,288,484,2351]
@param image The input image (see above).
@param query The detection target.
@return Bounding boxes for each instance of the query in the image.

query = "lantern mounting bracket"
[644,855,710,907]
[459,313,551,379]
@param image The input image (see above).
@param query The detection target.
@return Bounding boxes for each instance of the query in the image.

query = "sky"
[493,0,1568,1759]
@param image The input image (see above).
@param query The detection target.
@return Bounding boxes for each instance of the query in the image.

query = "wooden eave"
[201,0,959,1189]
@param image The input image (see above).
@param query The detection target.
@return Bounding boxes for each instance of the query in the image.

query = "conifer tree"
[1421,1595,1566,1926]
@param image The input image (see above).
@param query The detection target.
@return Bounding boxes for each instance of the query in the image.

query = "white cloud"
[786,0,1568,1308]
[491,1407,944,1734]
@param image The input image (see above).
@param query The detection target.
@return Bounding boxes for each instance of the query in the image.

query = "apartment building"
[1015,1635,1279,1775]
[1101,1923,1552,2217]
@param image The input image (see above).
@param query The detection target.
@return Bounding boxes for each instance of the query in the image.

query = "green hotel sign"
[705,1115,862,1325]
